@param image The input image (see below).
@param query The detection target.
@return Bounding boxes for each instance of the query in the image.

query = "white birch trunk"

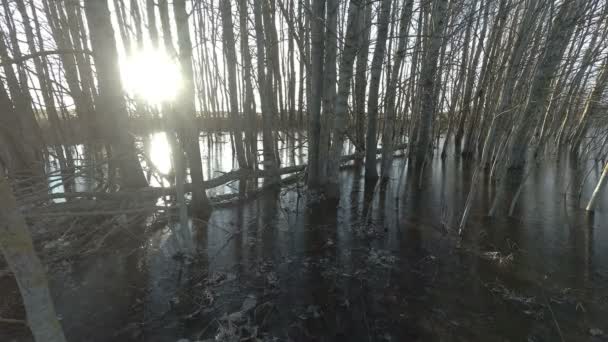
[586,161,608,212]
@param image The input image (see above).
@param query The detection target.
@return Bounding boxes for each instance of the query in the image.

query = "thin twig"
[0,317,27,325]
[543,290,565,342]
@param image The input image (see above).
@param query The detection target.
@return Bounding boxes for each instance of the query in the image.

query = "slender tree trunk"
[380,0,414,179]
[14,0,70,189]
[586,161,608,212]
[353,1,372,156]
[173,0,213,216]
[0,79,40,179]
[318,0,339,183]
[484,0,539,166]
[414,0,449,169]
[453,1,475,153]
[0,30,44,180]
[220,0,248,169]
[238,0,258,169]
[146,0,159,48]
[64,0,98,123]
[42,0,93,138]
[287,0,297,124]
[254,0,280,182]
[363,0,391,180]
[571,57,608,153]
[0,169,67,342]
[463,0,508,156]
[84,0,147,189]
[460,0,488,157]
[306,0,326,189]
[509,0,581,168]
[326,0,363,199]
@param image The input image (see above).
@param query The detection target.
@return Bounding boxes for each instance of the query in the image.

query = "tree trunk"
[306,0,326,189]
[326,0,363,199]
[146,0,159,48]
[380,0,414,179]
[353,1,372,156]
[414,0,449,169]
[586,161,608,212]
[253,0,280,182]
[84,0,147,189]
[173,0,213,217]
[318,0,339,183]
[571,57,608,153]
[238,0,258,169]
[220,0,248,169]
[509,0,581,168]
[453,1,476,153]
[0,169,67,342]
[14,0,70,189]
[484,0,540,166]
[0,29,44,180]
[363,0,391,180]
[0,79,40,178]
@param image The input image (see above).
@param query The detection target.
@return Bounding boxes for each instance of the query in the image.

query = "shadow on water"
[3,134,608,342]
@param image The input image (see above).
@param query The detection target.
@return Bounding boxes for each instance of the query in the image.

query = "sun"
[121,49,182,105]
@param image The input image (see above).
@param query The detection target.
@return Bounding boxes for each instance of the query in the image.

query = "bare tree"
[173,0,213,216]
[379,0,414,179]
[220,0,248,169]
[0,169,66,342]
[306,0,326,189]
[414,0,449,169]
[84,0,148,189]
[509,0,583,168]
[326,0,363,199]
[363,0,391,180]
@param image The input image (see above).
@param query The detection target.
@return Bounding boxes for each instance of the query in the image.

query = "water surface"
[2,133,608,342]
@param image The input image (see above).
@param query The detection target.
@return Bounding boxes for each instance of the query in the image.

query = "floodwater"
[2,132,608,342]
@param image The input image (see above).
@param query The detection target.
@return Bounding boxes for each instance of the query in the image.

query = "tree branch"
[0,49,92,66]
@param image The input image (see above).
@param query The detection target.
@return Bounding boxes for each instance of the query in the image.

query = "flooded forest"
[1,0,608,340]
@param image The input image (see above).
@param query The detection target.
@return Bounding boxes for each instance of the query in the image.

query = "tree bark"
[509,0,581,168]
[0,169,67,342]
[363,0,391,180]
[318,0,339,183]
[84,0,148,189]
[326,0,363,199]
[173,0,213,217]
[220,0,248,169]
[380,0,414,179]
[353,1,372,156]
[306,0,326,189]
[238,0,258,169]
[586,161,608,212]
[253,0,280,182]
[414,0,449,169]
[571,56,608,153]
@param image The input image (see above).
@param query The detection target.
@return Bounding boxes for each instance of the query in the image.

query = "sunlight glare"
[121,49,182,105]
[149,132,172,176]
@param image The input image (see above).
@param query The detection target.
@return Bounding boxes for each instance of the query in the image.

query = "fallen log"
[18,144,407,205]
[19,165,305,204]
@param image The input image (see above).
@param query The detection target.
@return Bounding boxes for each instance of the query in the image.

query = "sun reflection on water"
[149,132,172,176]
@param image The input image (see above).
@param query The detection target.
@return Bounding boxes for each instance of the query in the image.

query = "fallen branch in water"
[18,145,407,205]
